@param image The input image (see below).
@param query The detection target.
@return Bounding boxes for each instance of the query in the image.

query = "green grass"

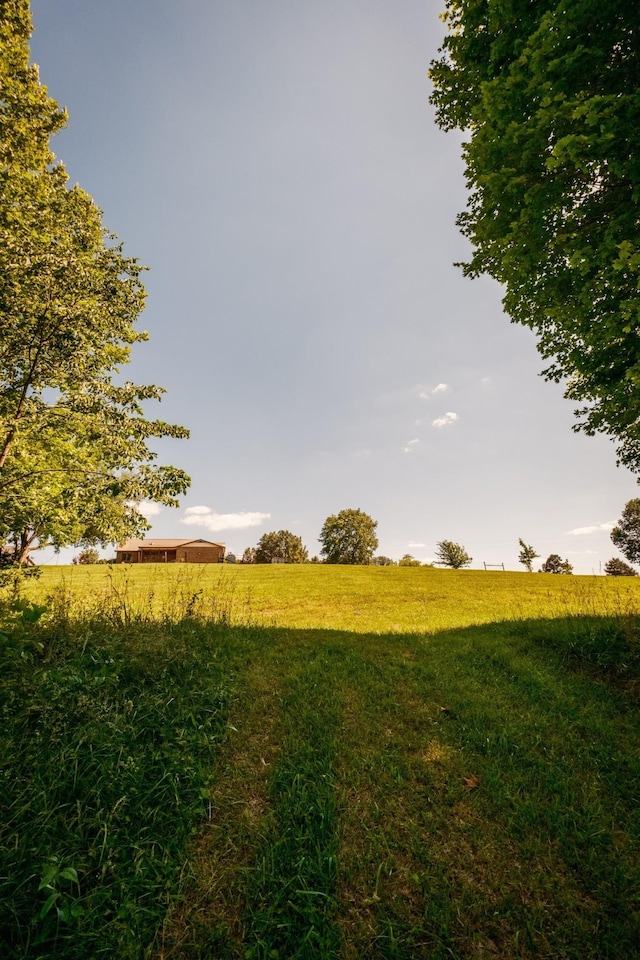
[2,565,640,958]
[27,562,640,631]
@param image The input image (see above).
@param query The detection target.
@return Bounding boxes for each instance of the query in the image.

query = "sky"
[30,0,637,574]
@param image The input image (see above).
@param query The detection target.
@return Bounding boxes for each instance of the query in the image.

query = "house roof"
[116,538,225,551]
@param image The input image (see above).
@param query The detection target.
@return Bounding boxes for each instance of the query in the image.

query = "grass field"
[2,564,640,959]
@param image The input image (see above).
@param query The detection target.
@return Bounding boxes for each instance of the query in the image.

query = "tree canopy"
[604,556,637,576]
[254,530,308,564]
[518,539,539,573]
[610,498,640,564]
[434,540,472,569]
[398,554,421,567]
[0,1,190,562]
[430,1,640,470]
[319,508,378,565]
[540,554,573,575]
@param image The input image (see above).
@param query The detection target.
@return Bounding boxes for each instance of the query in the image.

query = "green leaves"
[430,0,640,471]
[611,498,640,565]
[319,508,378,565]
[434,540,472,569]
[0,2,190,557]
[254,530,309,564]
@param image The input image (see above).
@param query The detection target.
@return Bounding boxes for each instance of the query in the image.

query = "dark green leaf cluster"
[610,498,640,564]
[540,554,573,574]
[319,508,378,564]
[604,556,637,576]
[254,530,309,564]
[430,1,640,469]
[434,539,472,569]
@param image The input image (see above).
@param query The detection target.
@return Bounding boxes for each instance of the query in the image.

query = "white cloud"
[182,506,271,532]
[567,521,615,536]
[419,383,449,400]
[183,505,212,516]
[408,541,426,548]
[127,500,163,518]
[432,412,458,428]
[403,438,420,453]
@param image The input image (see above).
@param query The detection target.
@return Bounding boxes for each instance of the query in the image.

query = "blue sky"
[31,0,636,573]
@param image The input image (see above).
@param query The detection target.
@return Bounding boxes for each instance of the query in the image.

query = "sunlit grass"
[30,563,640,633]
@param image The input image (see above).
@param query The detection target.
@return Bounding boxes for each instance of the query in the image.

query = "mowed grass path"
[3,565,640,958]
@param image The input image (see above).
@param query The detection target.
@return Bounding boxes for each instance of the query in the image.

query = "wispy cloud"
[408,541,426,548]
[419,383,448,399]
[432,412,458,428]
[403,438,420,453]
[567,521,615,536]
[182,506,271,532]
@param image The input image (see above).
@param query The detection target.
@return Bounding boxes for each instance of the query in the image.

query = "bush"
[604,557,638,577]
[540,554,573,574]
[435,540,472,569]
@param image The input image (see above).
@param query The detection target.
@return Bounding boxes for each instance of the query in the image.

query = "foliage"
[541,554,574,575]
[0,1,190,562]
[398,554,421,567]
[611,498,640,564]
[242,547,256,564]
[435,540,472,569]
[373,555,396,566]
[254,530,308,564]
[604,557,638,576]
[72,548,100,565]
[319,508,379,565]
[518,538,540,573]
[430,1,640,471]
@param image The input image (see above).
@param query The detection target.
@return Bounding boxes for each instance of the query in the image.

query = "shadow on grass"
[1,606,639,960]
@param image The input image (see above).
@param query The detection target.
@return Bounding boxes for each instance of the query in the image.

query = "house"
[115,538,225,564]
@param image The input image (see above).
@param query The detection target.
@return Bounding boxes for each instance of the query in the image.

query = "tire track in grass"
[242,644,344,960]
[154,644,284,959]
[333,628,640,959]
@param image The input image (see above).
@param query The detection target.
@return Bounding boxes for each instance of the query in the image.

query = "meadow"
[2,564,640,959]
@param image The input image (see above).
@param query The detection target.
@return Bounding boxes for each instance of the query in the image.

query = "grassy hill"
[2,565,640,958]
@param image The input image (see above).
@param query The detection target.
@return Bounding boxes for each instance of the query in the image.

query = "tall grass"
[0,584,250,959]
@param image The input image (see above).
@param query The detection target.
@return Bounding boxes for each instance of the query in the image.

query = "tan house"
[115,538,225,564]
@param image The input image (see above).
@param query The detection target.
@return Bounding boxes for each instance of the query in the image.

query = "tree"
[319,508,378,565]
[540,554,573,575]
[434,540,472,569]
[398,554,421,567]
[254,530,308,564]
[518,539,539,573]
[374,555,396,566]
[610,499,640,565]
[0,1,190,562]
[73,547,100,565]
[604,557,638,576]
[242,547,256,564]
[430,2,640,471]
